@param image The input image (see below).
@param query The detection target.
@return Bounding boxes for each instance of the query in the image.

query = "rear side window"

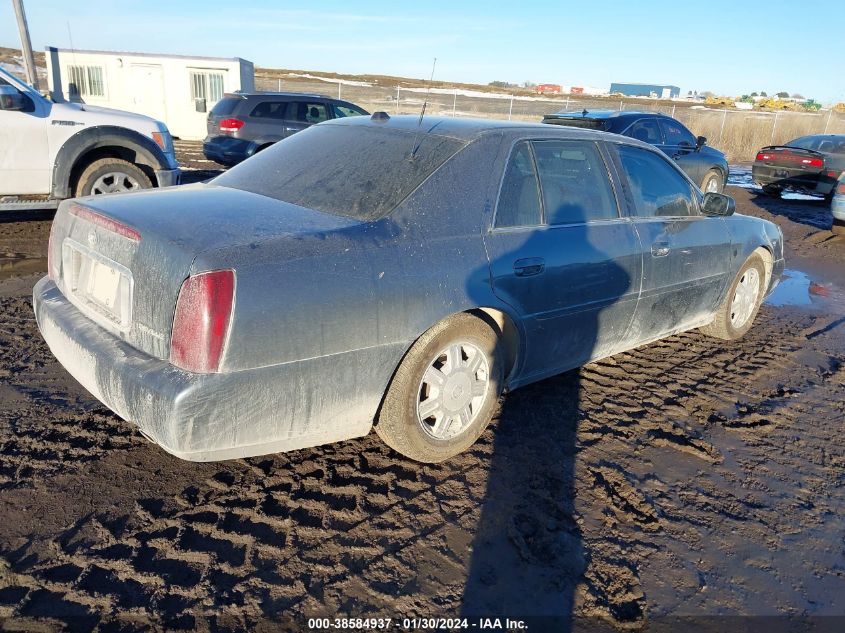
[627,119,663,145]
[533,140,617,224]
[213,125,466,221]
[495,142,542,228]
[210,97,241,117]
[291,102,329,124]
[333,103,368,118]
[250,101,288,119]
[616,145,696,217]
[659,119,696,147]
[787,136,816,150]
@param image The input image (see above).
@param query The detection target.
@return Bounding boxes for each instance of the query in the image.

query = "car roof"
[545,109,667,121]
[226,91,331,100]
[325,113,647,146]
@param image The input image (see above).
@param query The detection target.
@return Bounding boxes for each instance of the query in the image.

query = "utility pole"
[12,0,39,89]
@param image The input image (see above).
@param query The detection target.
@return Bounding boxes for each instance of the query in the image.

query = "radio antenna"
[409,57,437,160]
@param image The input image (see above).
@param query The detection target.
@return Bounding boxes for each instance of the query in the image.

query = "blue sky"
[3,0,843,103]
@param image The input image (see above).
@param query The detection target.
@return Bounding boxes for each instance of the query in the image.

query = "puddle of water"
[0,255,48,280]
[765,268,835,307]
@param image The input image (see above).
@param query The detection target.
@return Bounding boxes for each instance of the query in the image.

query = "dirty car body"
[34,116,784,461]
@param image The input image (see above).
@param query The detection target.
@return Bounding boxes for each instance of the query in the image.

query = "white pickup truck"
[0,67,180,211]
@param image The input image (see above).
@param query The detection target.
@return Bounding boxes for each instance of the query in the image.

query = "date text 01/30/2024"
[307,617,528,630]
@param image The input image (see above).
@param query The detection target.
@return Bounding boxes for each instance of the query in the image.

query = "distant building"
[45,47,255,140]
[536,83,562,95]
[609,82,680,99]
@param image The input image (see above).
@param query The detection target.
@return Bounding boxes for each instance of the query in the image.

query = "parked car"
[0,67,180,212]
[752,134,845,199]
[542,110,729,193]
[34,115,784,463]
[202,91,369,166]
[832,173,845,234]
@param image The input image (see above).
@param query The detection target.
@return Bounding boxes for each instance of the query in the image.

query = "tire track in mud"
[2,200,845,627]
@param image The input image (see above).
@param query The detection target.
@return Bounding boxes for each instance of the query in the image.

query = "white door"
[130,64,167,123]
[0,93,50,195]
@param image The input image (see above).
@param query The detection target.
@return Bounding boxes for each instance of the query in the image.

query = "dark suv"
[542,110,729,193]
[203,92,369,166]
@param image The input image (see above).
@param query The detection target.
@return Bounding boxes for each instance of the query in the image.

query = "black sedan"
[34,115,783,463]
[752,134,845,199]
[542,110,729,193]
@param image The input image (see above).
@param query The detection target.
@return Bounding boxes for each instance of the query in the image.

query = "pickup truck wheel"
[701,169,724,193]
[699,253,766,341]
[375,313,503,463]
[75,158,152,197]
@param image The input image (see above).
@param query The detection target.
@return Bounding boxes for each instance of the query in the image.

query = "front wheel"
[701,169,724,193]
[699,254,766,341]
[375,313,504,463]
[75,158,153,197]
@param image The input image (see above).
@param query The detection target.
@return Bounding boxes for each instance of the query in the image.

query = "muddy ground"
[0,151,844,632]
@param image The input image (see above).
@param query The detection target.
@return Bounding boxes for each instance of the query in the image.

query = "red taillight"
[755,151,823,168]
[69,203,141,242]
[219,118,245,135]
[170,270,235,373]
[756,152,769,161]
[806,157,824,168]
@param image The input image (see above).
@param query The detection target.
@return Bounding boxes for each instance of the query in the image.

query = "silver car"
[832,173,845,234]
[34,115,784,463]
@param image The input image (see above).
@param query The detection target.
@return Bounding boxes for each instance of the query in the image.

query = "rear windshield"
[210,97,242,117]
[213,124,466,221]
[543,117,610,131]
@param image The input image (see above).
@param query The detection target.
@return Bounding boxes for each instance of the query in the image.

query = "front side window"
[617,145,696,217]
[68,65,105,98]
[660,119,696,147]
[250,101,288,119]
[495,141,542,228]
[532,140,617,225]
[626,119,663,145]
[189,71,224,103]
[333,103,367,118]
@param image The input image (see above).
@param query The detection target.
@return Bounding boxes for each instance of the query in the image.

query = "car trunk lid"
[754,146,825,175]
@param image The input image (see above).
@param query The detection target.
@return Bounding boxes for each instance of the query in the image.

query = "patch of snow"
[287,73,372,87]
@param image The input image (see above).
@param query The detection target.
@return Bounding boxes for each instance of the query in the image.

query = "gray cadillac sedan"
[34,115,784,463]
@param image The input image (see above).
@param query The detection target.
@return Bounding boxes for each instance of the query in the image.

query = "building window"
[67,65,105,98]
[189,71,224,104]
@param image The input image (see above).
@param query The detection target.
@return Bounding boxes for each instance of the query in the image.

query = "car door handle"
[651,242,670,257]
[513,257,545,277]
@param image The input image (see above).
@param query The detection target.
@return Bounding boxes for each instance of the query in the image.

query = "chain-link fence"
[257,75,845,163]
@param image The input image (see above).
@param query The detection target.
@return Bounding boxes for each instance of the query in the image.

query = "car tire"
[375,313,504,463]
[832,219,845,236]
[75,158,153,197]
[761,185,783,198]
[701,169,724,193]
[699,253,767,341]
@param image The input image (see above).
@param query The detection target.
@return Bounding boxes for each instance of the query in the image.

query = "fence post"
[671,104,676,118]
[619,100,624,111]
[508,95,514,120]
[718,108,727,146]
[824,109,833,134]
[396,86,400,114]
[565,96,570,110]
[338,82,341,100]
[770,111,779,144]
[278,78,281,91]
[453,89,457,116]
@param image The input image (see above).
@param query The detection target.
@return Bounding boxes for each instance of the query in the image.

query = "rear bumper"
[33,277,394,461]
[202,136,256,167]
[752,164,836,195]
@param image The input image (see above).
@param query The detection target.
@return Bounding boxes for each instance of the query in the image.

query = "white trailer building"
[45,47,254,140]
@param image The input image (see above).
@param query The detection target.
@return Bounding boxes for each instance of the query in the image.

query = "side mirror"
[695,135,707,150]
[701,192,735,216]
[0,85,25,111]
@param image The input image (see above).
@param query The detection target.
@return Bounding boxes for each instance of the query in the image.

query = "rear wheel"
[701,169,724,193]
[761,184,783,198]
[375,313,504,463]
[700,253,766,341]
[75,158,152,197]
